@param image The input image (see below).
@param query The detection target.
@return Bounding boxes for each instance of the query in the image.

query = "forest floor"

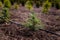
[0,6,60,40]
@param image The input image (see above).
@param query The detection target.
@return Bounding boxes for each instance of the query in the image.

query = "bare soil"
[0,6,60,40]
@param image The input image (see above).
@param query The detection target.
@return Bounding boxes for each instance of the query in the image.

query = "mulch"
[0,6,60,40]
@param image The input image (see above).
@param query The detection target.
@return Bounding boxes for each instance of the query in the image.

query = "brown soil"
[0,6,60,40]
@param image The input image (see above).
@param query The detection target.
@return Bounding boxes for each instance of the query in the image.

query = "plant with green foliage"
[0,0,11,23]
[25,1,33,11]
[42,0,51,14]
[25,12,44,31]
[4,0,11,8]
[1,0,60,9]
[14,3,19,10]
[1,7,10,22]
[0,0,10,23]
[0,1,3,7]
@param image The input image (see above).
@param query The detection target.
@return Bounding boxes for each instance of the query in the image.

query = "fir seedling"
[0,0,11,23]
[42,0,51,14]
[0,1,3,7]
[25,12,44,31]
[4,0,11,8]
[25,1,33,11]
[2,7,10,22]
[14,3,19,10]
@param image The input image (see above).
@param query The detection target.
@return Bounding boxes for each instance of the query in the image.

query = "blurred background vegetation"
[0,0,60,9]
